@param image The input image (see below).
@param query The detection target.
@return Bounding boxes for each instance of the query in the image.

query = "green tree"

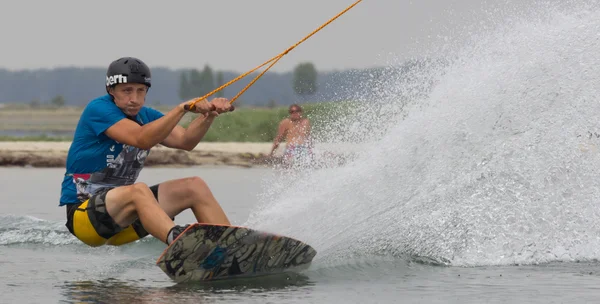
[292,62,318,100]
[215,71,225,98]
[50,95,65,107]
[198,65,215,97]
[178,72,192,100]
[188,69,203,97]
[29,99,40,108]
[179,66,216,100]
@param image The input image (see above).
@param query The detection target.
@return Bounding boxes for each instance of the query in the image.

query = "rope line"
[186,0,363,109]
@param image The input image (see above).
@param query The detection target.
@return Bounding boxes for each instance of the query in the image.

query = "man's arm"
[161,114,216,151]
[159,97,233,151]
[105,104,187,150]
[271,120,289,155]
[303,119,311,136]
[105,97,228,150]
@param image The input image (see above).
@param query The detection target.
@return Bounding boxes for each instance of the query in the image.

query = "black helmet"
[105,57,152,92]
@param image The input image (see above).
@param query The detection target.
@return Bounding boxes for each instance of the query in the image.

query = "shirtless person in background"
[270,104,314,167]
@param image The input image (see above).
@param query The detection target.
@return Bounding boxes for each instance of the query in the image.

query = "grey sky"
[1,0,531,72]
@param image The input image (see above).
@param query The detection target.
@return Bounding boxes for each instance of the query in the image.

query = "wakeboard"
[156,223,317,283]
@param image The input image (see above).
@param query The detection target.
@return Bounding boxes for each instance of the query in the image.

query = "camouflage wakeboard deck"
[156,223,317,283]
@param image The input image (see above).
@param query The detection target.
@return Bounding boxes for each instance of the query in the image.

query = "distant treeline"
[0,59,433,107]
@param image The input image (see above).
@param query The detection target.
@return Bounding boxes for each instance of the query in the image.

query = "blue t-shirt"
[59,94,164,205]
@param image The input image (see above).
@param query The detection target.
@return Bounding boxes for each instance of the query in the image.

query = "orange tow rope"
[186,0,363,109]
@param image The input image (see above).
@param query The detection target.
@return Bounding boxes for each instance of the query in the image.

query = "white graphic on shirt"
[73,144,150,202]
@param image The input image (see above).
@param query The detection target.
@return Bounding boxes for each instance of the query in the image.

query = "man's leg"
[104,182,175,243]
[153,176,230,225]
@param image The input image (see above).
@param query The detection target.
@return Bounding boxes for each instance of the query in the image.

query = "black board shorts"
[65,184,170,247]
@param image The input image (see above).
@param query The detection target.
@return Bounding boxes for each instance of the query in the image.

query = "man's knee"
[188,176,207,186]
[189,176,210,193]
[131,182,157,206]
[184,176,213,199]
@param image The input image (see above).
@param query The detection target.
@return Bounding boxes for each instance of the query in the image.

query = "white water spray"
[246,1,600,267]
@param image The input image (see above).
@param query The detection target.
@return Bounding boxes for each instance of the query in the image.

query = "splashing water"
[0,215,77,246]
[0,214,163,254]
[245,1,600,267]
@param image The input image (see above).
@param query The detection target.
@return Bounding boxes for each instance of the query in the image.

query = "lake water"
[2,167,600,304]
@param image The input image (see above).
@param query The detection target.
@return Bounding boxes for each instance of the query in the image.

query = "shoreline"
[0,141,359,168]
[0,141,277,168]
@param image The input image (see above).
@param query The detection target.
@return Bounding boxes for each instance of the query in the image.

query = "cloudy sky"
[1,0,534,72]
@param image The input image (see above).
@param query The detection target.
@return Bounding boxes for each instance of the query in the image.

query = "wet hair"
[289,104,302,113]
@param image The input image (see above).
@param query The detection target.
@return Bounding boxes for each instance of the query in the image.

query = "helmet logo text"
[106,74,128,86]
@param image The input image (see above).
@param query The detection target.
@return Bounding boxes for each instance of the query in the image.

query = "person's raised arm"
[105,100,213,150]
[271,120,289,155]
[161,98,233,151]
